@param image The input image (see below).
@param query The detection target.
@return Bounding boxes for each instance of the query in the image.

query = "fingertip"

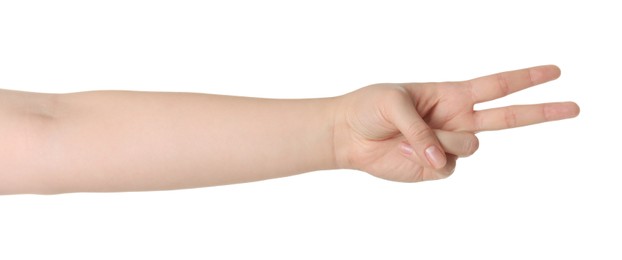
[445,154,458,175]
[531,65,561,84]
[548,64,562,80]
[435,154,458,180]
[543,101,580,122]
[544,64,562,80]
[465,134,480,157]
[560,102,581,119]
[569,102,580,117]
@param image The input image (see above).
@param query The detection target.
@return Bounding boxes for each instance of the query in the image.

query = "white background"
[1,0,619,259]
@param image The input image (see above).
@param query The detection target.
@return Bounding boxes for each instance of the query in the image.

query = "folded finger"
[434,130,479,157]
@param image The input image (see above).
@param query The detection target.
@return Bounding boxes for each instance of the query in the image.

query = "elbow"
[0,92,66,195]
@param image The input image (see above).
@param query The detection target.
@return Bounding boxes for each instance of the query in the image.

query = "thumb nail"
[425,145,446,169]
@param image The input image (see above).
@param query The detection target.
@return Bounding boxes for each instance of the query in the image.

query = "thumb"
[387,94,447,169]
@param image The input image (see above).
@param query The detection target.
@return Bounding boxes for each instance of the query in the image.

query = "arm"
[2,90,339,194]
[2,88,475,195]
[1,65,579,195]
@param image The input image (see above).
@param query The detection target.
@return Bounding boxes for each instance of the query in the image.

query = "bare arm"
[1,65,578,195]
[2,90,338,194]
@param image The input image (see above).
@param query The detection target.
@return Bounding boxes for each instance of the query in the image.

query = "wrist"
[295,96,344,172]
[329,94,354,170]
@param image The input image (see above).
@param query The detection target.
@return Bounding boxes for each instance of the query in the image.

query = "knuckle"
[504,108,518,128]
[382,85,409,101]
[497,74,511,97]
[405,122,433,142]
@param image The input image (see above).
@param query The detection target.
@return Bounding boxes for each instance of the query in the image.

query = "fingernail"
[399,142,414,155]
[425,145,446,169]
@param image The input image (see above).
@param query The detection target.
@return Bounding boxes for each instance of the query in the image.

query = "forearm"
[2,90,338,194]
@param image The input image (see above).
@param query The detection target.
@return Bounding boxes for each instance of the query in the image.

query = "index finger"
[467,65,561,104]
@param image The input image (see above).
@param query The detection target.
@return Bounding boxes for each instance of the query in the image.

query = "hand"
[333,65,580,182]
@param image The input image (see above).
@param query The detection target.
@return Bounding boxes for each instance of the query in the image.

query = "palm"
[339,65,579,182]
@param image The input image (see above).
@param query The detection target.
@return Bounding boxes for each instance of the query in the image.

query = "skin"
[0,65,579,195]
[334,65,579,182]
